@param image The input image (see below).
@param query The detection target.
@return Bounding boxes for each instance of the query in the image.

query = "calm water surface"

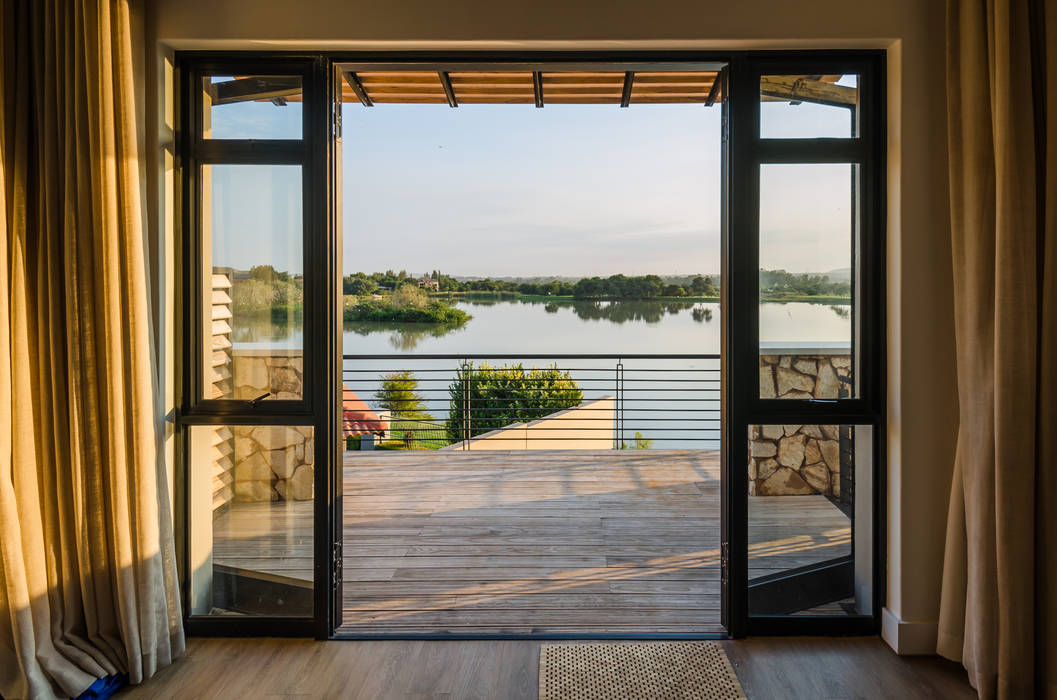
[233,299,850,354]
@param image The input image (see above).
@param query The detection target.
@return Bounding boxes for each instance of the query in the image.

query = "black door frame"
[173,49,885,640]
[725,52,886,636]
[174,54,336,638]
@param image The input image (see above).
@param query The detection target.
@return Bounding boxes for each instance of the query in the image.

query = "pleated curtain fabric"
[0,1,184,698]
[940,0,1056,698]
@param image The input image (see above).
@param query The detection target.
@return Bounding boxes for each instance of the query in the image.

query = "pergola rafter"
[205,69,855,111]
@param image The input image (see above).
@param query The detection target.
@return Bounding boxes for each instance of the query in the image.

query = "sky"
[208,74,856,278]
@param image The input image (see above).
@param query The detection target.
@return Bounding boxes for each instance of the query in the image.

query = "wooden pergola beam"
[438,71,458,107]
[759,76,856,108]
[620,72,634,108]
[342,71,373,107]
[704,74,722,107]
[532,71,544,108]
[210,76,301,105]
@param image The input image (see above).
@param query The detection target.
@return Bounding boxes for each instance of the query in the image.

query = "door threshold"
[330,631,730,641]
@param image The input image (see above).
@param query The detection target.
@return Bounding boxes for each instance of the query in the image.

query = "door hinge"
[333,102,342,139]
[720,542,729,585]
[332,541,343,591]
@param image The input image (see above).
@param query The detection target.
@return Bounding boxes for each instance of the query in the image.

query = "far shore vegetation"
[226,264,851,327]
[341,268,851,305]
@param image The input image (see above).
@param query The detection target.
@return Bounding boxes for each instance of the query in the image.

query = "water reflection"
[230,311,301,344]
[344,321,468,351]
[566,298,706,325]
[692,307,713,322]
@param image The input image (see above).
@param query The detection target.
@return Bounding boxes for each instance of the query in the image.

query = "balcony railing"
[341,354,721,451]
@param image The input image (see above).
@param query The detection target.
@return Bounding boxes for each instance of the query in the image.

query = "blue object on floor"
[75,674,127,700]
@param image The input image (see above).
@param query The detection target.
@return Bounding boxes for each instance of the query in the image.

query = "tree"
[390,284,429,309]
[249,264,289,283]
[375,371,429,419]
[343,273,376,296]
[662,284,686,297]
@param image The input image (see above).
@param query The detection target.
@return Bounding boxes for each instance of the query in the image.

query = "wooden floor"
[213,450,852,634]
[116,636,976,700]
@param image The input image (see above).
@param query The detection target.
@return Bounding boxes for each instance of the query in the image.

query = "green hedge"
[445,363,583,442]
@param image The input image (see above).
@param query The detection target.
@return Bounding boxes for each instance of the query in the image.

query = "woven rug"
[539,641,746,700]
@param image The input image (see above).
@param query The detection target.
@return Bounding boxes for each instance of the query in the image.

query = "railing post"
[460,359,470,450]
[615,359,624,449]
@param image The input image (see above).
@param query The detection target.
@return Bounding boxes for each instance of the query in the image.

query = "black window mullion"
[755,138,866,163]
[194,140,306,164]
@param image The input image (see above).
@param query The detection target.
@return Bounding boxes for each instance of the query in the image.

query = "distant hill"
[447,270,847,284]
[452,275,581,284]
[816,267,852,283]
[451,274,721,284]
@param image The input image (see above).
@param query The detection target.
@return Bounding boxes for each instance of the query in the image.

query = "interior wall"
[150,0,957,653]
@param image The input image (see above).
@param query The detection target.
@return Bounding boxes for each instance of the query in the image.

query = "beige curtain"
[0,1,184,698]
[941,0,1056,698]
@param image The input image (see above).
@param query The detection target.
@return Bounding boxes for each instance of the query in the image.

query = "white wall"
[440,397,617,451]
[150,0,957,653]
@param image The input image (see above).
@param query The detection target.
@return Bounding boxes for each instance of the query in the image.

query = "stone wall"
[752,346,853,497]
[232,425,315,501]
[231,348,303,400]
[759,351,852,400]
[748,423,851,497]
[227,349,312,502]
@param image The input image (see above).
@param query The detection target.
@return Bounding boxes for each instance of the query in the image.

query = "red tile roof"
[342,385,388,437]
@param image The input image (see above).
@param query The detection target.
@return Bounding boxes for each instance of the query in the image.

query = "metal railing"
[342,354,720,451]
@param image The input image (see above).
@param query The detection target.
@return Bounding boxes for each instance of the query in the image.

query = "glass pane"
[188,425,315,616]
[758,163,855,398]
[747,424,872,617]
[202,164,303,401]
[203,75,303,139]
[760,74,858,139]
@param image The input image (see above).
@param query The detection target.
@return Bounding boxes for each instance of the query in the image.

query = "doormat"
[539,641,746,700]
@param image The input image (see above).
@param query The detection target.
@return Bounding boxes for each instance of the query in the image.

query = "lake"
[233,299,849,450]
[233,297,851,354]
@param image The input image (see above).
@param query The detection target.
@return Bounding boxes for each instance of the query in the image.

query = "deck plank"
[210,449,851,634]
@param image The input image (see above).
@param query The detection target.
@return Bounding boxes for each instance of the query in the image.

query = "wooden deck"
[212,450,851,634]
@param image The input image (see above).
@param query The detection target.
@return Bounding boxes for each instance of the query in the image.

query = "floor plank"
[115,636,976,700]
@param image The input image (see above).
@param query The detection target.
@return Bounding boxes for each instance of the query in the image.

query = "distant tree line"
[342,270,579,297]
[572,274,717,299]
[759,269,851,298]
[342,270,721,300]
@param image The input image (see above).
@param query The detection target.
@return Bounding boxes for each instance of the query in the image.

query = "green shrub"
[445,363,583,442]
[619,431,653,450]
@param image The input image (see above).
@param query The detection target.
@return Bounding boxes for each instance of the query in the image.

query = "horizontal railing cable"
[341,353,721,451]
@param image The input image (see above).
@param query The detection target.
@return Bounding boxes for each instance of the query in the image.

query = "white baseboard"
[881,607,939,655]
